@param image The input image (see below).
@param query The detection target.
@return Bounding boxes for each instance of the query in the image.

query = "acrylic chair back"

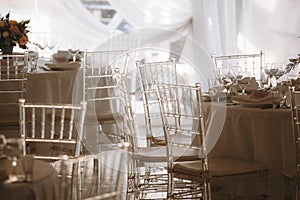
[55,147,128,200]
[136,58,177,146]
[115,68,137,151]
[19,98,86,161]
[290,86,300,174]
[0,53,27,129]
[211,51,265,87]
[82,50,129,143]
[155,82,211,199]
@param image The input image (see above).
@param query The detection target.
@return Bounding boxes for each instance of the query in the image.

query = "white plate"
[45,62,80,71]
[238,101,273,108]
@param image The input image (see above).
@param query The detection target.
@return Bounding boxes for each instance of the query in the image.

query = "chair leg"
[167,170,174,199]
[295,181,299,200]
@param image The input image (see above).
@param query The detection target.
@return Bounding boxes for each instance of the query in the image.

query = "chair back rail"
[19,98,86,161]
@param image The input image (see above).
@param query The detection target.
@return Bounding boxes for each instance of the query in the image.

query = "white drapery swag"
[191,0,300,62]
[108,0,300,66]
[1,0,300,68]
[0,0,111,50]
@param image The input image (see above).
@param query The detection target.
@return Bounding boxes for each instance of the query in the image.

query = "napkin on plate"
[52,51,69,63]
[231,91,273,104]
[53,50,81,63]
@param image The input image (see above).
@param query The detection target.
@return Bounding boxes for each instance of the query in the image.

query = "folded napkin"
[231,91,273,104]
[53,50,82,63]
[246,77,259,92]
[52,51,69,63]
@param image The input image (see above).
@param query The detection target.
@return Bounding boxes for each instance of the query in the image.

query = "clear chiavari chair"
[211,51,265,87]
[19,98,86,162]
[82,49,129,144]
[136,58,192,147]
[54,146,128,200]
[116,69,202,199]
[156,82,211,199]
[283,84,300,200]
[160,84,269,199]
[0,53,27,134]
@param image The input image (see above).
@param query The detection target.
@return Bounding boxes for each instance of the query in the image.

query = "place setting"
[40,49,81,71]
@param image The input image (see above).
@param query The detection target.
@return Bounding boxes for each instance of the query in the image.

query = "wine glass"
[265,63,280,89]
[229,65,242,84]
[4,138,24,179]
[237,71,251,95]
[28,51,39,72]
[68,46,79,62]
[277,82,289,108]
[33,32,48,58]
[274,63,286,80]
[217,68,231,93]
[208,77,223,102]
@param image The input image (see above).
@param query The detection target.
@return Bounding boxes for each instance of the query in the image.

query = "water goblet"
[277,82,289,108]
[229,65,242,84]
[68,46,79,62]
[28,51,39,72]
[217,68,231,93]
[264,63,272,88]
[4,138,24,179]
[208,77,220,101]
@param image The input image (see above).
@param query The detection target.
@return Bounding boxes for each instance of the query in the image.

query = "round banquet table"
[203,102,294,200]
[27,69,79,104]
[0,158,59,200]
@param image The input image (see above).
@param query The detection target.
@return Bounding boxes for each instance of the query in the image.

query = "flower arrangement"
[0,12,30,53]
[286,54,300,73]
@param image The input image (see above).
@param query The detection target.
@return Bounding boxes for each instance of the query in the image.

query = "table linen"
[204,102,293,199]
[0,158,59,200]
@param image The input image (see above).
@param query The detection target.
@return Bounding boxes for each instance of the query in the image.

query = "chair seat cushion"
[133,146,200,163]
[174,157,268,177]
[150,134,192,146]
[85,111,123,124]
[282,167,298,180]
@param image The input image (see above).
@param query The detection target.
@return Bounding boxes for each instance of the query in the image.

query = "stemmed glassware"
[4,138,24,179]
[208,77,224,102]
[28,51,39,72]
[264,63,285,89]
[68,46,79,62]
[274,63,286,79]
[216,68,231,94]
[228,65,242,84]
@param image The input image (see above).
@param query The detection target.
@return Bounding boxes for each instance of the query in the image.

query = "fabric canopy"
[1,0,300,77]
[0,0,111,50]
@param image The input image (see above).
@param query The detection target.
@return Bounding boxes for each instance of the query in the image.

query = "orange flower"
[8,20,17,26]
[0,13,30,49]
[9,25,19,33]
[2,31,9,38]
[19,35,28,46]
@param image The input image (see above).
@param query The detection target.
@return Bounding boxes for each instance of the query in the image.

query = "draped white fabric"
[1,0,300,69]
[108,0,192,35]
[191,0,300,62]
[0,0,110,50]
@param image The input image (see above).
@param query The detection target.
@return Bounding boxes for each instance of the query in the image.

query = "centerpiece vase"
[0,45,13,55]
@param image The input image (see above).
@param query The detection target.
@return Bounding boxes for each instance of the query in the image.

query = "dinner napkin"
[231,91,273,104]
[246,77,259,92]
[53,50,82,63]
[52,51,69,63]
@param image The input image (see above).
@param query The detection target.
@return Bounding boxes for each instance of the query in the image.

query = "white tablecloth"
[27,70,79,104]
[204,102,293,199]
